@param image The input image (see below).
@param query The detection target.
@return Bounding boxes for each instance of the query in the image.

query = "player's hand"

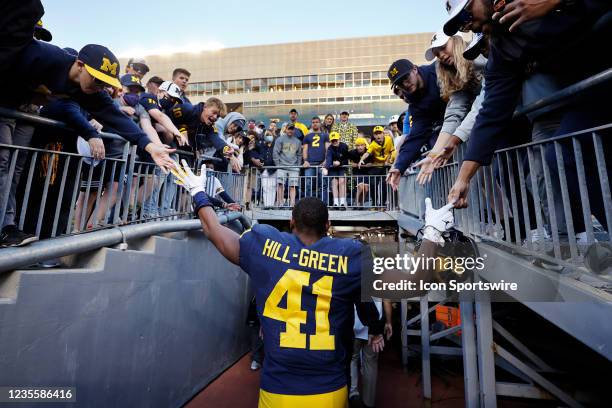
[88,137,105,161]
[368,334,385,353]
[384,322,393,340]
[333,160,340,167]
[423,198,455,244]
[493,0,560,32]
[303,160,310,168]
[171,159,206,196]
[146,143,177,174]
[223,146,235,157]
[322,168,328,176]
[358,160,364,169]
[386,168,401,191]
[252,159,263,168]
[225,202,242,211]
[229,156,242,173]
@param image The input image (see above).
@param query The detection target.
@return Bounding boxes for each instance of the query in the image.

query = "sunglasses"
[454,7,474,32]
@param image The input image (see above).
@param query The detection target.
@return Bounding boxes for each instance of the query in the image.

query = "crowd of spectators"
[0,0,610,256]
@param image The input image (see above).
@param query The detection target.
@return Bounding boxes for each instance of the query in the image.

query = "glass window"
[345,96,353,102]
[372,71,381,80]
[260,78,268,92]
[372,79,381,87]
[345,73,353,81]
[363,72,371,80]
[236,80,245,93]
[285,76,293,85]
[354,72,362,80]
[363,79,371,87]
[336,73,344,82]
[354,80,363,87]
[221,81,228,94]
[245,80,252,93]
[211,81,220,94]
[336,97,344,102]
[363,95,372,101]
[354,96,363,101]
[345,81,353,88]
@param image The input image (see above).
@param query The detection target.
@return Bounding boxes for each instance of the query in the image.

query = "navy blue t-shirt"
[239,224,379,395]
[302,132,329,164]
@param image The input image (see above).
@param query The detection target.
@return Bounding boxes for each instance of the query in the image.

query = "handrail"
[0,107,126,142]
[515,68,612,117]
[0,213,251,274]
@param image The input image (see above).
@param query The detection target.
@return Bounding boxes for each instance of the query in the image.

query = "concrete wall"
[0,231,251,407]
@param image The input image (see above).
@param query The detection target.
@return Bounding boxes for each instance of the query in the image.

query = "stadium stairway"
[0,228,252,408]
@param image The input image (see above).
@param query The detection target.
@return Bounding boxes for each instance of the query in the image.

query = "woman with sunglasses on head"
[415,32,489,185]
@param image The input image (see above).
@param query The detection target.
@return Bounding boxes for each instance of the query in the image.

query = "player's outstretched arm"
[172,160,240,265]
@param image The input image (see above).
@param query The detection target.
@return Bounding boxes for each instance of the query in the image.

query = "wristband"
[192,191,213,214]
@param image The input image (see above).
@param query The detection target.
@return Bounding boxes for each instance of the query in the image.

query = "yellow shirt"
[367,135,395,164]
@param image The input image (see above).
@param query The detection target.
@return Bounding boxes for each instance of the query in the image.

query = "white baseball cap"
[443,0,470,36]
[76,136,101,166]
[424,31,451,61]
[388,115,400,125]
[159,81,182,99]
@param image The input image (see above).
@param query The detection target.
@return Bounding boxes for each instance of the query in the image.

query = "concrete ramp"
[0,231,251,408]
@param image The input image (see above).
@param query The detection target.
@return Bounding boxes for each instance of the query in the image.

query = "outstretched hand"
[171,159,206,196]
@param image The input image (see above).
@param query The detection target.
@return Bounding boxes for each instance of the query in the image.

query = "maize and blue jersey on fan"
[239,223,377,396]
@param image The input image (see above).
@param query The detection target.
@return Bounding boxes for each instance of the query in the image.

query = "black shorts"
[327,168,346,178]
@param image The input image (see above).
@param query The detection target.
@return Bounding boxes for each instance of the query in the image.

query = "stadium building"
[134,33,433,126]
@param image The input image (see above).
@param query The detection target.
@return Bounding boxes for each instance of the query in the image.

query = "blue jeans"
[304,166,327,203]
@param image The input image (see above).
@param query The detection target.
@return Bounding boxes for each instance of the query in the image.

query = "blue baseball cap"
[78,44,121,88]
[387,59,415,89]
[120,74,145,91]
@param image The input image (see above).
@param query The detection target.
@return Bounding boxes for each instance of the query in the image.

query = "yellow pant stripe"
[258,386,348,408]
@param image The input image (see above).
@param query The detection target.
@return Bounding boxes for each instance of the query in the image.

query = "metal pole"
[475,289,497,407]
[460,301,480,408]
[420,295,431,400]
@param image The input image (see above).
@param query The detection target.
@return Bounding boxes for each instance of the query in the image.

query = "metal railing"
[398,69,612,269]
[247,165,398,211]
[0,109,245,247]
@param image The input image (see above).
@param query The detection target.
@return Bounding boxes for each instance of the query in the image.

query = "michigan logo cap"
[424,31,451,61]
[329,131,340,141]
[387,59,414,89]
[120,74,145,91]
[373,126,385,134]
[355,137,368,146]
[78,44,121,88]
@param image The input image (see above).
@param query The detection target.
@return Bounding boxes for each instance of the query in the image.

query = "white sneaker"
[250,361,261,371]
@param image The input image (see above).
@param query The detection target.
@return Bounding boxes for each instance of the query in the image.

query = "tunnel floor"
[185,345,469,408]
[185,342,550,407]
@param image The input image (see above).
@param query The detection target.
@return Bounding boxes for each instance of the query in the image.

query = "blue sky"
[42,0,447,56]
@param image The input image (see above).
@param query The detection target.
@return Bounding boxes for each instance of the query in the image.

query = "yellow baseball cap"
[373,126,384,134]
[355,137,368,146]
[329,131,340,141]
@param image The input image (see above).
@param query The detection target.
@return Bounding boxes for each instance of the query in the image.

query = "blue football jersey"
[239,224,377,395]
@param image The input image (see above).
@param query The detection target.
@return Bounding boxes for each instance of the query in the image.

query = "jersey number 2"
[263,269,334,350]
[312,135,320,147]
